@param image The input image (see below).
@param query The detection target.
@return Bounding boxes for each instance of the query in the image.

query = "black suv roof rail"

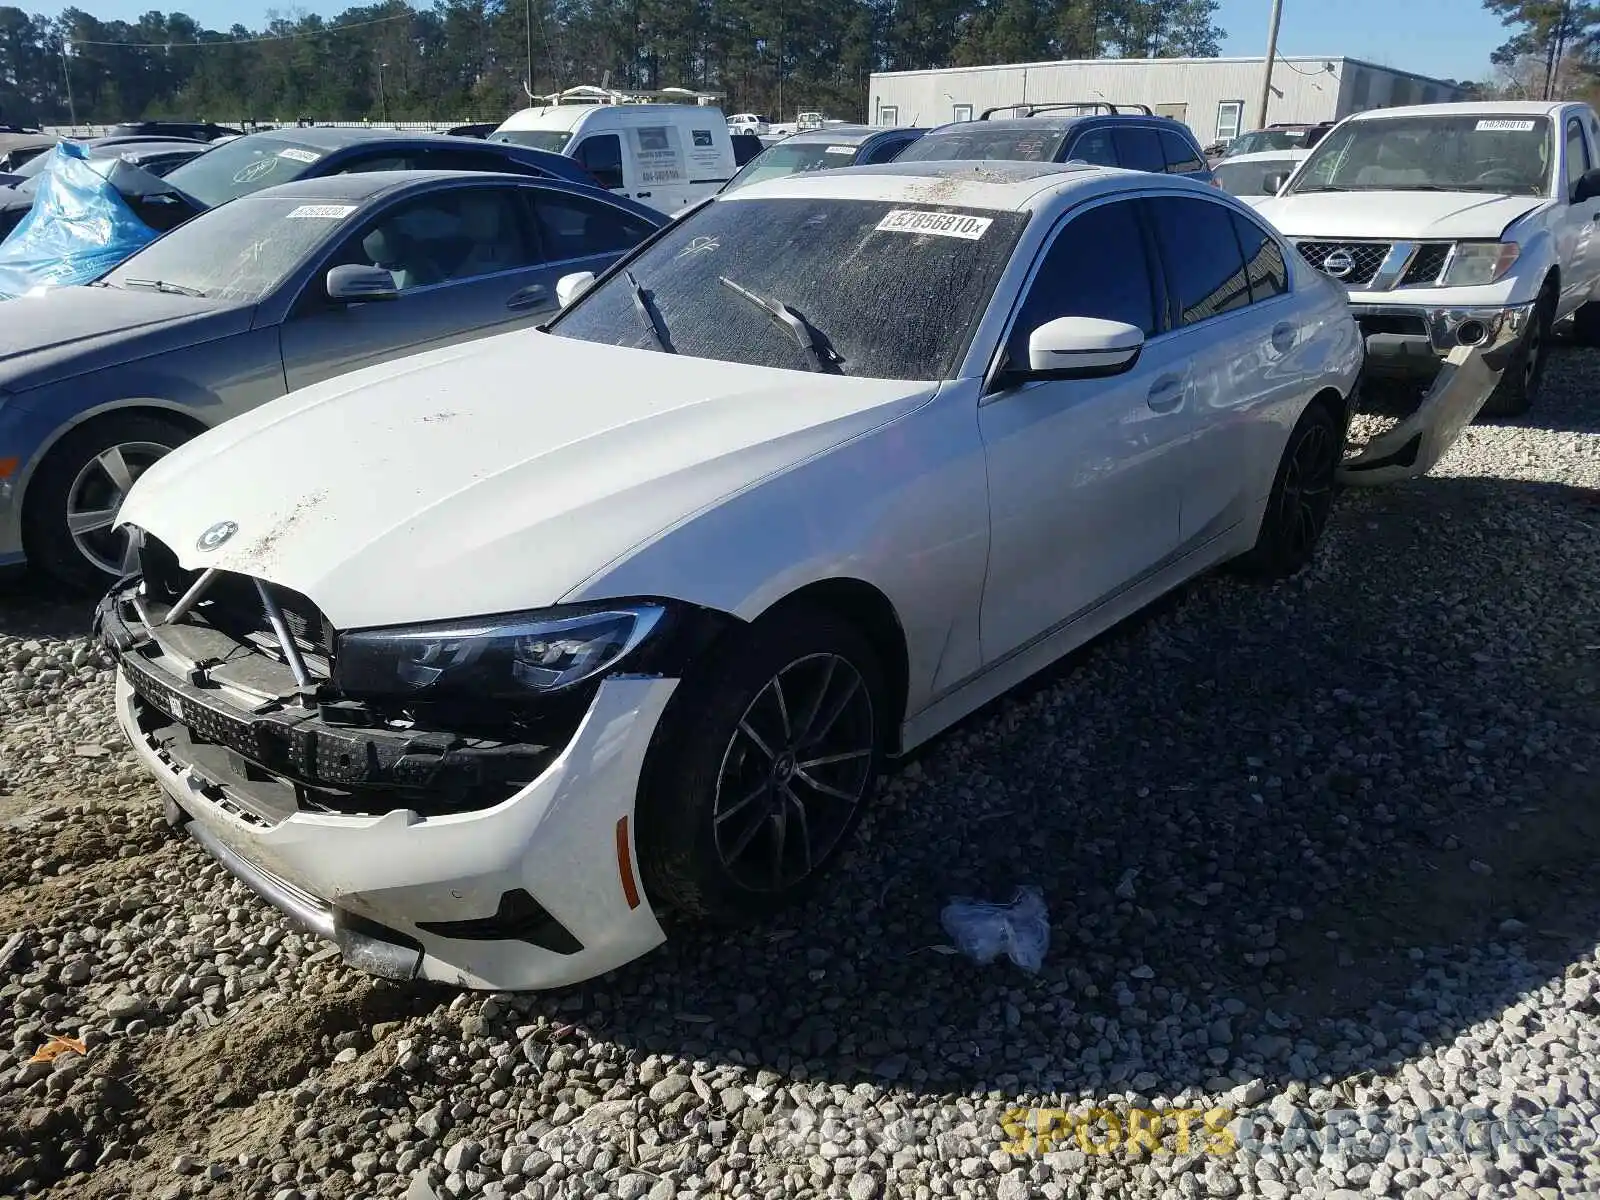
[979,101,1156,120]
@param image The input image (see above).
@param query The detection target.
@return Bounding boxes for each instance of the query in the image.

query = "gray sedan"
[0,169,665,588]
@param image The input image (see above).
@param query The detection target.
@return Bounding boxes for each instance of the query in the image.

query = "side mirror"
[557,270,595,308]
[326,264,398,303]
[1025,316,1144,378]
[1573,167,1600,204]
[1262,171,1289,195]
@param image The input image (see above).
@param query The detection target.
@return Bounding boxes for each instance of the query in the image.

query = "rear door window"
[1146,196,1252,326]
[1159,128,1206,174]
[1111,126,1167,173]
[574,134,624,190]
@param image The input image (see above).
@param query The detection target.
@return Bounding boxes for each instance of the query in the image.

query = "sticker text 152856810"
[874,209,994,240]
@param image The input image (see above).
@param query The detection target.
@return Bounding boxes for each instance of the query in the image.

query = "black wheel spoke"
[793,767,861,802]
[803,674,861,747]
[715,781,768,826]
[724,807,769,864]
[782,783,814,876]
[738,718,776,760]
[797,747,871,769]
[770,675,793,740]
[794,656,836,742]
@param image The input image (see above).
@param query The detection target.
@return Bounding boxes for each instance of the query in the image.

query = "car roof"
[1347,100,1567,122]
[716,158,1219,212]
[90,139,208,157]
[233,168,666,217]
[782,124,913,144]
[243,126,510,150]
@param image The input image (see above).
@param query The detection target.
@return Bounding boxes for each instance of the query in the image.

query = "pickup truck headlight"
[335,604,666,700]
[1440,242,1520,287]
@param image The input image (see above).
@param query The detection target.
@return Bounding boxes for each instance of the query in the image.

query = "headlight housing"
[1440,242,1520,287]
[334,604,667,701]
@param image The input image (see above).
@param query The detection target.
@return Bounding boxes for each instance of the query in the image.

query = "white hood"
[116,330,934,629]
[1255,190,1547,241]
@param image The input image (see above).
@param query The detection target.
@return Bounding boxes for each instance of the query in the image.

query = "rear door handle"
[636,191,652,199]
[1271,321,1297,354]
[505,284,550,312]
[1146,376,1185,413]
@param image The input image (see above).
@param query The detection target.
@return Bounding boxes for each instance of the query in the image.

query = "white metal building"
[867,57,1466,143]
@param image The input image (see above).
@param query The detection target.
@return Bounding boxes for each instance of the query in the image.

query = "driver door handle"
[505,284,550,312]
[1147,376,1185,413]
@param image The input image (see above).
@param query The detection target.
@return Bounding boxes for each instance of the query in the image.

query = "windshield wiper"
[624,269,674,354]
[120,277,206,297]
[716,275,841,373]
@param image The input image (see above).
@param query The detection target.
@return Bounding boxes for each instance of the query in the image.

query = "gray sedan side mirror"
[557,271,596,308]
[327,264,398,303]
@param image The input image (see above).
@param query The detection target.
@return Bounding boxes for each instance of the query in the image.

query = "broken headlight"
[334,604,666,700]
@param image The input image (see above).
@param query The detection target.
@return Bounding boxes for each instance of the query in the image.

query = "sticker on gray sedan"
[285,204,358,219]
[874,209,993,239]
[277,147,322,163]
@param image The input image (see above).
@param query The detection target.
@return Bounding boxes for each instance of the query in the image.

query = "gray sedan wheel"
[22,413,195,591]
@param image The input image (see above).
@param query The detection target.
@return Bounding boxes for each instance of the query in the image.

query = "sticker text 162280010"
[874,209,993,240]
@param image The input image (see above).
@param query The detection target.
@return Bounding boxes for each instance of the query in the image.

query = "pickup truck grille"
[1295,240,1391,287]
[1399,243,1452,287]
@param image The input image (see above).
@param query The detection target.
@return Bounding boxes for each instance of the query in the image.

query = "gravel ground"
[1,345,1598,1200]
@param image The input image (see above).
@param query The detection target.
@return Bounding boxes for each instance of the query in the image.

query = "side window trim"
[1231,208,1295,304]
[979,195,1164,398]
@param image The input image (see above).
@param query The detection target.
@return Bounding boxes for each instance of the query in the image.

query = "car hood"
[116,330,938,629]
[0,286,247,395]
[1255,190,1547,240]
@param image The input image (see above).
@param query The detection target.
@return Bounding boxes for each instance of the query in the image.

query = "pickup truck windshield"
[548,196,1029,381]
[1288,114,1552,196]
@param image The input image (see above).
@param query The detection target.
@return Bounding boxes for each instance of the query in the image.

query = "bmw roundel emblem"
[196,521,238,552]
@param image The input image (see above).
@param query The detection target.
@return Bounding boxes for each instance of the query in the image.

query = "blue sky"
[77,0,1509,85]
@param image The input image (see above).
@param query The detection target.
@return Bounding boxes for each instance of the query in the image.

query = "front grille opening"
[1356,314,1430,337]
[1400,243,1451,287]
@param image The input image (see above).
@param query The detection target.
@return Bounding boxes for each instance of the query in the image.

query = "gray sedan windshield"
[1289,115,1553,196]
[549,197,1028,381]
[100,195,353,302]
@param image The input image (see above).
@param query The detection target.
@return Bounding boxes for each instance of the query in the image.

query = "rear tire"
[636,604,887,923]
[1481,287,1553,419]
[1233,400,1344,580]
[21,413,194,593]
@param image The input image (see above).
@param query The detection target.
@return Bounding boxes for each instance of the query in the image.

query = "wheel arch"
[14,398,210,506]
[16,400,209,529]
[752,577,912,756]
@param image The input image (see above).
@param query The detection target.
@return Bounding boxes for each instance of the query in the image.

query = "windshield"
[1225,130,1306,156]
[549,197,1028,381]
[1289,114,1553,196]
[725,141,859,191]
[896,126,1068,163]
[489,129,573,153]
[1213,155,1302,198]
[100,195,352,302]
[163,135,328,207]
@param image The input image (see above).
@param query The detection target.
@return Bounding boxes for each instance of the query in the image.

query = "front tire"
[1233,400,1343,580]
[21,413,194,592]
[1482,288,1553,418]
[636,605,887,923]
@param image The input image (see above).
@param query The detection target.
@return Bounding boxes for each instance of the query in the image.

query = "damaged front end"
[96,530,734,988]
[1337,343,1506,487]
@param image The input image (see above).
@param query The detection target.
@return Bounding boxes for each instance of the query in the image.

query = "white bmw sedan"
[100,160,1362,990]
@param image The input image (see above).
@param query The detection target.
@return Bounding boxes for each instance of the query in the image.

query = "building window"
[1216,101,1244,141]
[952,104,973,123]
[879,104,899,126]
[1348,69,1371,109]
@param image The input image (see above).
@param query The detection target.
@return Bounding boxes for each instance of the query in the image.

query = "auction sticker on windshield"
[875,209,993,239]
[277,147,321,163]
[826,145,855,155]
[286,204,357,219]
[1476,119,1537,132]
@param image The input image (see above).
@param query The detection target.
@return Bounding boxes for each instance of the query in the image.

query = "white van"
[490,104,737,213]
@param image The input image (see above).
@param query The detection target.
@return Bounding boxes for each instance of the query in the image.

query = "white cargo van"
[490,104,737,213]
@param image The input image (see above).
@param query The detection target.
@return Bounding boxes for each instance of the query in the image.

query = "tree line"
[0,0,1229,128]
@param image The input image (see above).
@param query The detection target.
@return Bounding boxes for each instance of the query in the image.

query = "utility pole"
[1255,0,1283,132]
[379,61,389,123]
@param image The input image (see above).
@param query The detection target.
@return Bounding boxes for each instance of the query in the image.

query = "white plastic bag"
[940,885,1050,973]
